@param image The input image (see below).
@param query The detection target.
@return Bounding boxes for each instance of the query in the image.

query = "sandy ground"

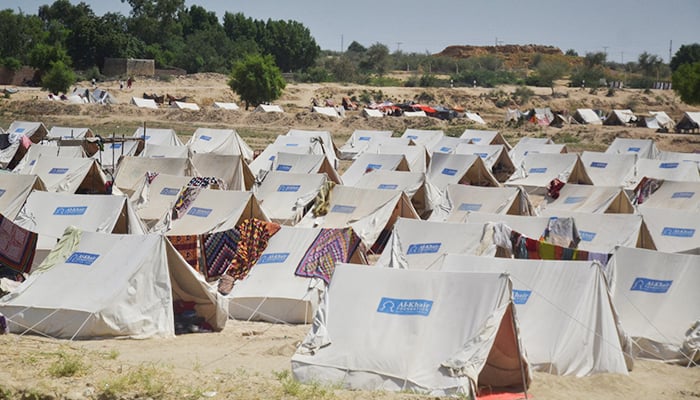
[0,73,699,399]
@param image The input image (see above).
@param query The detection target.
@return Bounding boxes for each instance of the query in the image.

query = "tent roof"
[255,171,327,224]
[187,128,253,162]
[341,153,409,186]
[401,129,444,148]
[254,104,283,112]
[140,144,189,158]
[542,184,634,214]
[429,184,529,222]
[506,153,593,193]
[132,127,184,147]
[605,138,659,159]
[271,152,342,184]
[338,129,393,160]
[212,102,239,110]
[574,109,603,124]
[429,136,471,155]
[638,180,700,211]
[427,152,499,191]
[28,154,107,193]
[580,151,637,186]
[113,156,193,197]
[47,126,93,139]
[312,106,341,118]
[460,129,511,149]
[638,206,700,253]
[0,173,45,220]
[131,97,158,109]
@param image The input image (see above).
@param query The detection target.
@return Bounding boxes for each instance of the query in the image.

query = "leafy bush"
[41,60,76,94]
[513,86,535,105]
[0,57,22,71]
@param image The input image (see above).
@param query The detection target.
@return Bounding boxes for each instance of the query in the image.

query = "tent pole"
[510,303,529,399]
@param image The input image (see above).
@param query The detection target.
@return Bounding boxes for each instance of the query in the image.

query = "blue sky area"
[9,0,700,62]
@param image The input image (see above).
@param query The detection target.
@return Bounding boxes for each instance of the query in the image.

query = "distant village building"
[102,58,155,77]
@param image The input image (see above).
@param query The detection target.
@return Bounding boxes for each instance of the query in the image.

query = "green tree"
[529,58,570,93]
[670,43,700,71]
[672,62,700,105]
[264,19,319,72]
[29,43,72,75]
[361,43,391,75]
[41,60,75,93]
[228,53,285,110]
[565,49,579,57]
[637,52,664,77]
[584,52,607,68]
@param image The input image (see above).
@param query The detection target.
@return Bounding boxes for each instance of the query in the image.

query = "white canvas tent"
[248,138,318,178]
[254,172,327,225]
[541,184,634,214]
[459,129,511,149]
[140,144,189,158]
[361,108,384,118]
[427,153,499,193]
[580,152,637,187]
[0,173,45,220]
[129,173,193,231]
[292,265,529,397]
[338,130,393,160]
[341,153,410,186]
[131,97,159,109]
[7,121,48,142]
[213,102,240,110]
[92,140,140,173]
[506,153,593,195]
[429,136,471,155]
[271,152,342,184]
[132,127,184,147]
[401,129,444,149]
[375,142,429,173]
[509,142,567,168]
[604,109,638,126]
[455,143,516,182]
[573,109,603,125]
[464,112,486,125]
[675,111,700,133]
[353,170,438,218]
[636,180,700,211]
[403,110,427,117]
[640,111,674,131]
[312,106,342,118]
[0,230,226,339]
[14,191,146,270]
[606,246,700,363]
[375,218,489,270]
[228,226,365,324]
[629,159,700,188]
[464,213,558,241]
[285,129,339,170]
[47,126,93,140]
[113,156,193,197]
[657,150,700,166]
[440,254,630,376]
[254,104,284,113]
[605,138,659,159]
[171,101,200,111]
[637,206,700,253]
[166,190,267,235]
[190,153,253,191]
[429,184,534,222]
[297,185,419,248]
[27,155,108,194]
[13,144,86,175]
[537,210,654,253]
[187,128,254,162]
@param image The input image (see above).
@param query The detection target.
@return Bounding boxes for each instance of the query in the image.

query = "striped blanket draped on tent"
[295,227,361,284]
[0,214,38,274]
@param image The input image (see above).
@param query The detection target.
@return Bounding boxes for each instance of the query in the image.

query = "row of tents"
[507,108,700,133]
[0,120,698,397]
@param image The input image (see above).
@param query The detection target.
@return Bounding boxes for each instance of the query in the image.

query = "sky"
[9,0,700,63]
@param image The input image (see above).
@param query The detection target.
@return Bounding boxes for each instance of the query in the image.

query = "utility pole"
[620,51,624,64]
[603,46,609,58]
[669,40,673,62]
[341,34,344,53]
[396,41,403,53]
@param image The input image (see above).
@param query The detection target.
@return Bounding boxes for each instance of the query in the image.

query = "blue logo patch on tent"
[458,203,482,211]
[160,187,180,196]
[513,290,532,305]
[377,297,433,316]
[331,205,356,214]
[407,242,441,254]
[257,252,290,264]
[439,146,452,152]
[471,137,482,143]
[66,252,99,266]
[590,162,608,168]
[579,231,597,241]
[630,277,672,294]
[564,196,586,204]
[285,143,299,147]
[672,191,694,199]
[49,168,69,174]
[276,164,292,171]
[0,189,5,198]
[378,184,398,190]
[29,160,36,166]
[199,135,212,141]
[661,227,695,237]
[143,135,151,140]
[366,163,382,171]
[659,162,678,169]
[406,135,418,140]
[476,153,488,158]
[358,136,371,141]
[110,143,122,149]
[187,207,212,217]
[441,168,457,176]
[277,184,300,192]
[529,167,547,173]
[15,128,25,133]
[627,147,640,152]
[53,206,87,216]
[268,155,276,161]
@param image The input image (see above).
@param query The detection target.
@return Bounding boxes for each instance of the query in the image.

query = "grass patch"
[273,369,339,399]
[98,364,173,399]
[554,132,581,144]
[47,350,87,378]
